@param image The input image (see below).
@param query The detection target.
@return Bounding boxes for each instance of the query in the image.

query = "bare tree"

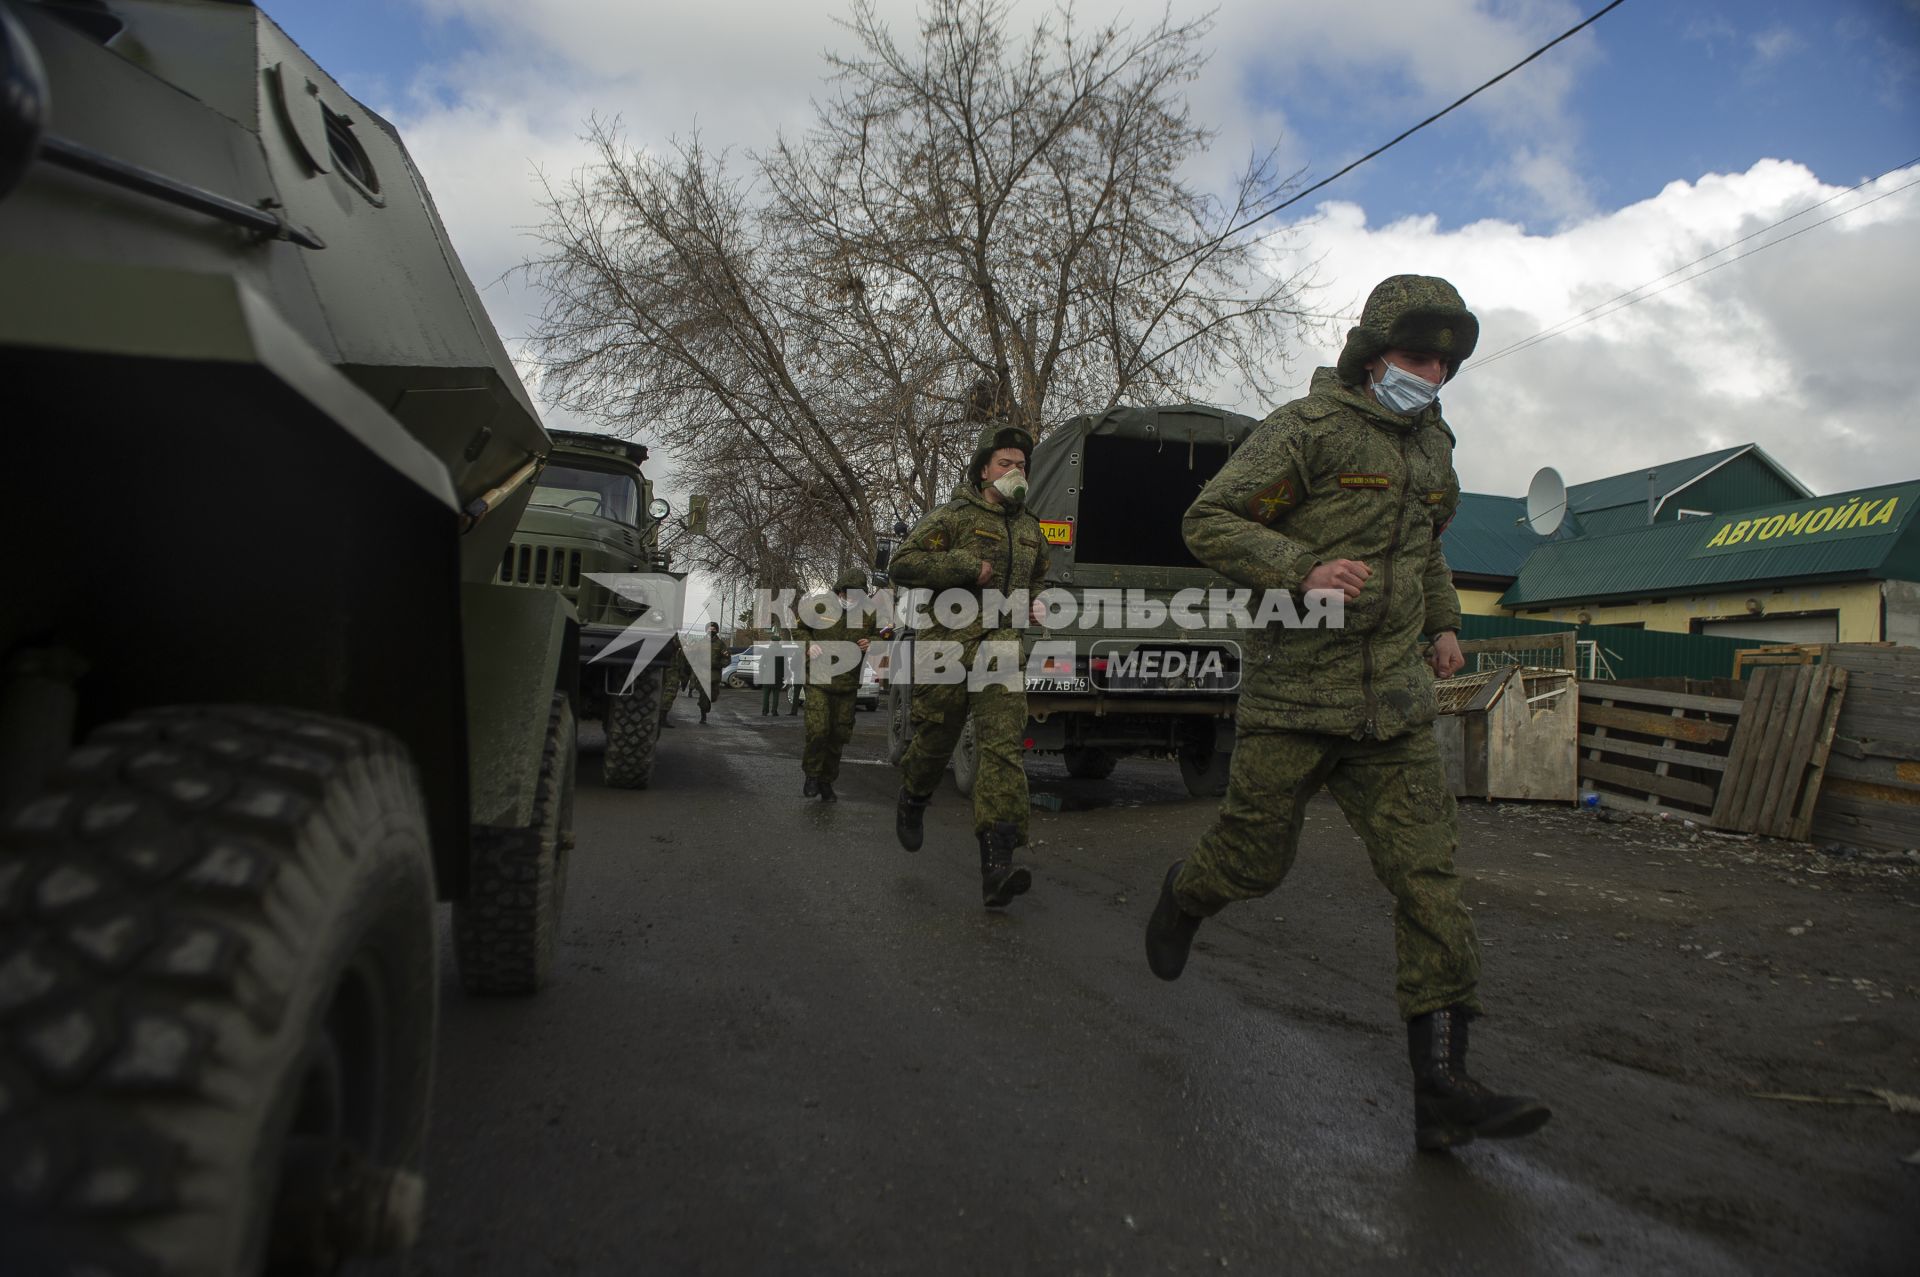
[522,0,1317,592]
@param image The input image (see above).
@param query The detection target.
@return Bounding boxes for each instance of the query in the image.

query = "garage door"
[1698,614,1839,644]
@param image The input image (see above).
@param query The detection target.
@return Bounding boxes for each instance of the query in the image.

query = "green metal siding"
[1454,614,1772,681]
[1671,453,1805,521]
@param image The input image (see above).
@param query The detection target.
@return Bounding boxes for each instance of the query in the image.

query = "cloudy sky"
[270,0,1919,533]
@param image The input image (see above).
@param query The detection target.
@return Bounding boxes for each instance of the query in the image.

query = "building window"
[1675,508,1711,519]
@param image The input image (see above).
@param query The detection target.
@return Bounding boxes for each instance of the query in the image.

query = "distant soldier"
[696,620,724,723]
[890,392,1051,908]
[800,570,875,801]
[1143,275,1550,1152]
[659,642,689,728]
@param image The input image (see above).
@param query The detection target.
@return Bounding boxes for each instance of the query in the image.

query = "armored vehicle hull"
[1,4,577,1271]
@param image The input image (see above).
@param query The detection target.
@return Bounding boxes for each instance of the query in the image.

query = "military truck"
[886,404,1257,797]
[500,429,682,788]
[1,3,577,1272]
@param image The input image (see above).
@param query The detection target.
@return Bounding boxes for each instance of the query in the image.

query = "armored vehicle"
[499,429,682,788]
[1,3,577,1272]
[887,405,1257,797]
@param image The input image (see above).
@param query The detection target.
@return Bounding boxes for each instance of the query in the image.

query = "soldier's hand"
[976,559,994,586]
[1303,558,1371,600]
[1429,631,1465,679]
[855,637,870,652]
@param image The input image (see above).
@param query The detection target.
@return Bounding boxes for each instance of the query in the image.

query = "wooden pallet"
[1708,665,1849,839]
[1732,641,1896,678]
[1577,683,1742,820]
[1578,669,1850,837]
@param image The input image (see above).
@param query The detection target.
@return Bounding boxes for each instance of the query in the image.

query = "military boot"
[977,821,1032,908]
[803,776,819,798]
[1144,860,1203,981]
[895,789,931,851]
[817,780,837,803]
[1408,1007,1552,1151]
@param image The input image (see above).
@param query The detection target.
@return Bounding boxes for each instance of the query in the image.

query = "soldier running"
[1143,275,1551,1152]
[801,570,875,801]
[889,388,1051,908]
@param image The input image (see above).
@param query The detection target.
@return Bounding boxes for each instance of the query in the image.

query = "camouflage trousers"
[898,647,1031,838]
[1174,726,1482,1020]
[803,689,857,782]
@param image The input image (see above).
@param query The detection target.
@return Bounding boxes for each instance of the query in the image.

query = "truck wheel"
[1063,747,1118,780]
[603,667,663,789]
[0,706,436,1276]
[951,716,979,796]
[1179,740,1234,798]
[452,693,576,995]
[885,680,914,767]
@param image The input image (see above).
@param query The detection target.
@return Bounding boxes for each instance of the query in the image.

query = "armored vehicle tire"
[885,681,913,767]
[951,716,979,797]
[452,693,576,996]
[1180,741,1234,798]
[0,706,436,1277]
[603,668,664,789]
[1063,747,1118,780]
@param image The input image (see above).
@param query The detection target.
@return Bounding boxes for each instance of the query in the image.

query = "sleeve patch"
[923,532,948,552]
[1246,478,1296,522]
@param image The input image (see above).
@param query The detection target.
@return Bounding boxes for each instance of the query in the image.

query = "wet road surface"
[415,694,1906,1275]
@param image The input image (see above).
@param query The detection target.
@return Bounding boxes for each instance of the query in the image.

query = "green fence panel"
[1453,614,1773,681]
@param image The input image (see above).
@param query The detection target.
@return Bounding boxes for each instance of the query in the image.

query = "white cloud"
[1260,160,1920,500]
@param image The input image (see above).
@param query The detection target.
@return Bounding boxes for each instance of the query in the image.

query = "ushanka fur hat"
[1335,274,1479,386]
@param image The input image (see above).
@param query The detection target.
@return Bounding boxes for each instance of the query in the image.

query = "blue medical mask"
[1372,361,1442,415]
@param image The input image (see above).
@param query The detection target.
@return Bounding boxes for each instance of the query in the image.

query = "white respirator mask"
[1372,361,1442,415]
[990,471,1029,505]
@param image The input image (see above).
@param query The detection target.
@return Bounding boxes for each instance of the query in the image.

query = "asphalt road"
[415,693,1914,1275]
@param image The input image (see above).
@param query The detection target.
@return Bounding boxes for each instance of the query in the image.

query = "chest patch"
[970,526,1004,541]
[1425,490,1448,505]
[1246,479,1296,522]
[1338,473,1392,491]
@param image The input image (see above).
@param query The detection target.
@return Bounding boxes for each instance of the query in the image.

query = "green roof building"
[1448,447,1919,646]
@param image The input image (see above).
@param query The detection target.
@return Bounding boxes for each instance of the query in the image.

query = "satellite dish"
[1525,466,1567,536]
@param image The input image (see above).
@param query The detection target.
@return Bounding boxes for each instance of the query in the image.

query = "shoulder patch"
[1246,478,1297,522]
[923,531,949,552]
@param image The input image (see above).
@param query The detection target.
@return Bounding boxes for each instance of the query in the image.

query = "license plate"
[1025,676,1090,693]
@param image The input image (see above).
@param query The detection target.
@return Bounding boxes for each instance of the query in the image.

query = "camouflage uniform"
[891,428,1052,839]
[660,642,689,723]
[697,628,725,715]
[803,570,875,783]
[1173,275,1481,1020]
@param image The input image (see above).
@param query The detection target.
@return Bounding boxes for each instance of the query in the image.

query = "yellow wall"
[1504,580,1884,641]
[1458,588,1509,617]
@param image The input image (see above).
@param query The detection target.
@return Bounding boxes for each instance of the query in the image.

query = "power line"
[1467,162,1920,370]
[1141,0,1631,284]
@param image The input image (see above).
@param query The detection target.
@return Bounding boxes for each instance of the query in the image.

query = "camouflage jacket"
[804,599,877,693]
[1183,366,1462,740]
[890,485,1051,650]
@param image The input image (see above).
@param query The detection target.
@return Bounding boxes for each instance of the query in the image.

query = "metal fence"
[1453,614,1773,681]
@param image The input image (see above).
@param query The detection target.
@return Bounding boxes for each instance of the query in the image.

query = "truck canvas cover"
[1026,404,1260,587]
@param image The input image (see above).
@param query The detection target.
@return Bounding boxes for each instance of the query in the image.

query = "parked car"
[856,659,882,711]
